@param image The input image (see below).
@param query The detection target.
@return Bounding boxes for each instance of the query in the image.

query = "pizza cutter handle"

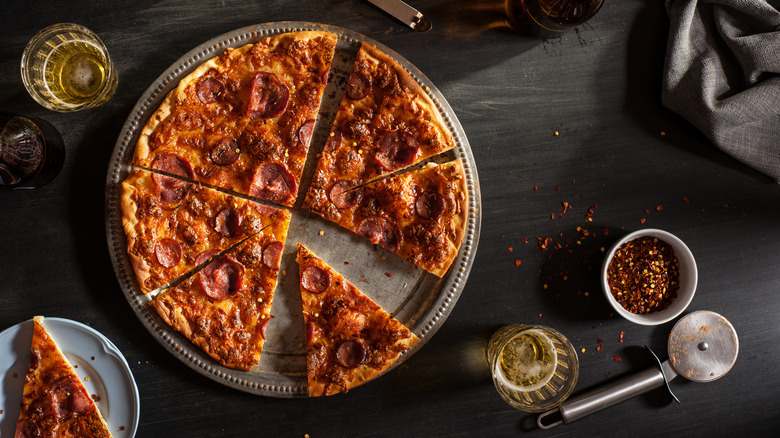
[537,347,677,429]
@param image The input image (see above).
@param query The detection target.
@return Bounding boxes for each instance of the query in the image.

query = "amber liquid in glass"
[505,0,605,35]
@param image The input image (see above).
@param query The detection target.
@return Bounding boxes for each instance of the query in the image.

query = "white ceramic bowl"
[601,229,698,326]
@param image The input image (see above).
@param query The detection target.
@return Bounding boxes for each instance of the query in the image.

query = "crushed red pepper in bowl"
[606,236,680,314]
[601,229,698,326]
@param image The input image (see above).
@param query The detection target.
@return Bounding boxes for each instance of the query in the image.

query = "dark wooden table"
[3,1,780,436]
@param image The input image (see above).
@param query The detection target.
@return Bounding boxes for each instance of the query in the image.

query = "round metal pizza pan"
[104,21,481,397]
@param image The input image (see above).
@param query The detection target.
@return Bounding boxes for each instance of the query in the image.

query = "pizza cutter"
[537,310,738,429]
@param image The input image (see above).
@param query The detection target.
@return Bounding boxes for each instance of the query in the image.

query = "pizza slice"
[121,168,281,294]
[304,159,468,277]
[133,31,338,206]
[296,243,421,396]
[150,207,291,371]
[15,316,112,438]
[303,42,455,208]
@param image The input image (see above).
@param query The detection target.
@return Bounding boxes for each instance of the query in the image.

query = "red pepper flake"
[596,344,604,351]
[606,236,680,314]
[643,208,650,214]
[586,204,597,220]
[572,177,576,184]
[385,272,392,278]
[1,409,4,414]
[551,213,555,219]
[514,260,522,267]
[555,185,561,191]
[13,373,17,378]
[656,205,663,211]
[683,196,690,204]
[522,237,528,244]
[613,356,623,362]
[91,394,101,402]
[537,313,542,318]
[536,237,552,251]
[344,261,349,265]
[91,356,95,361]
[120,427,126,431]
[640,218,647,224]
[508,247,513,252]
[597,337,604,343]
[562,201,570,215]
[619,330,625,343]
[534,185,541,191]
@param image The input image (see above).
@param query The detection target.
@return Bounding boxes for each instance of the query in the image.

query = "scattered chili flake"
[555,185,561,191]
[619,330,625,343]
[562,201,570,214]
[586,204,597,220]
[84,377,90,382]
[91,356,95,360]
[614,356,623,362]
[534,185,541,191]
[1,409,4,414]
[644,208,650,214]
[522,237,528,244]
[120,427,126,431]
[597,337,604,343]
[581,348,586,353]
[606,236,680,314]
[572,177,576,184]
[683,196,690,204]
[537,313,542,318]
[656,205,664,211]
[385,272,393,278]
[508,247,513,252]
[597,344,604,351]
[344,261,349,265]
[551,213,555,219]
[536,237,552,251]
[660,131,666,136]
[91,394,101,402]
[640,218,647,224]
[13,373,17,378]
[514,260,522,267]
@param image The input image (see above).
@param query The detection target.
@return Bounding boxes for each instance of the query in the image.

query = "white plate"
[0,317,140,437]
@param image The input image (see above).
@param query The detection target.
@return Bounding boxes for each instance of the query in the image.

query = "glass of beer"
[505,0,605,36]
[21,23,118,112]
[487,324,579,412]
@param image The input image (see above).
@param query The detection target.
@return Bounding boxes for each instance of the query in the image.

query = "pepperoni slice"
[376,132,419,171]
[154,238,181,268]
[196,249,222,266]
[336,340,367,368]
[259,319,270,340]
[357,216,399,252]
[346,71,370,100]
[209,137,240,166]
[297,119,316,148]
[328,181,360,209]
[249,162,296,204]
[150,154,194,204]
[48,376,93,419]
[262,241,284,270]
[415,191,446,220]
[324,128,342,153]
[246,72,289,119]
[214,208,242,237]
[197,77,224,104]
[199,256,244,300]
[301,266,329,294]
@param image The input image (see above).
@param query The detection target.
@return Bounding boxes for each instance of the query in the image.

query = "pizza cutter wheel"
[537,311,738,429]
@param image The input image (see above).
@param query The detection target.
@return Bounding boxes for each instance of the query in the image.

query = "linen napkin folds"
[662,0,780,181]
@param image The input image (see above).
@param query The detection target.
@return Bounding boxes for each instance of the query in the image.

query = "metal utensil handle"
[537,366,665,429]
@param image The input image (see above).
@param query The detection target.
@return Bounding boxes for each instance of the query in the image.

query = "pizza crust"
[120,174,154,292]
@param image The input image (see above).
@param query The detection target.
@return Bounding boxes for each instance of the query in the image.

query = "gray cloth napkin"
[662,0,780,181]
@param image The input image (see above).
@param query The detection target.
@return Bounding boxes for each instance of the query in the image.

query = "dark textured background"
[2,1,779,436]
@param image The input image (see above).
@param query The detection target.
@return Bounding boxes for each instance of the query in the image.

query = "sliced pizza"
[296,243,420,396]
[151,208,291,371]
[15,316,112,438]
[121,168,281,294]
[304,159,468,277]
[303,42,456,208]
[133,31,337,206]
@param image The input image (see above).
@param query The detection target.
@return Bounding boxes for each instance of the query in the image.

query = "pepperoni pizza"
[304,159,467,277]
[303,42,456,208]
[151,208,291,371]
[133,31,337,206]
[296,244,420,396]
[116,31,469,384]
[15,316,112,438]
